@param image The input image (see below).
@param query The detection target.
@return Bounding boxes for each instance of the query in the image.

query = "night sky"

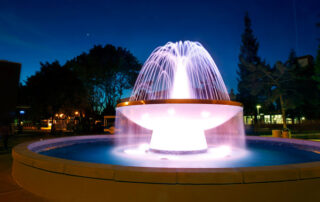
[1,0,319,94]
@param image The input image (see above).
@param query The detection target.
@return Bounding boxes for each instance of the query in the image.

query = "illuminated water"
[116,41,245,154]
[130,41,229,101]
[39,138,320,168]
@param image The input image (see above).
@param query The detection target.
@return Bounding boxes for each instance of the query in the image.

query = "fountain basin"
[117,99,242,153]
[12,135,320,202]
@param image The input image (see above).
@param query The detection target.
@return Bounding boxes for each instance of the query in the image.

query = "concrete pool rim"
[12,135,320,185]
[11,135,320,202]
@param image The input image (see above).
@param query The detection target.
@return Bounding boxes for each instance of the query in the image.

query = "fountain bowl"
[12,135,320,202]
[117,99,243,153]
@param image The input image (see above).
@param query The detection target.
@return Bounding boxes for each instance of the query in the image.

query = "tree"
[65,45,141,115]
[24,61,88,133]
[237,12,261,117]
[313,45,320,90]
[292,52,320,120]
[229,88,236,101]
[244,54,297,129]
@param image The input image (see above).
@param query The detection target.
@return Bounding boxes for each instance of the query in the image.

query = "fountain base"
[117,99,243,153]
[12,135,320,202]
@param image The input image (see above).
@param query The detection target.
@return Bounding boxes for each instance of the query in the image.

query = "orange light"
[59,113,64,118]
[74,111,79,115]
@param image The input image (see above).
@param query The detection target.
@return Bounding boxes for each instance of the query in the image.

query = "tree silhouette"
[237,12,261,117]
[313,45,320,90]
[65,45,141,115]
[25,61,87,133]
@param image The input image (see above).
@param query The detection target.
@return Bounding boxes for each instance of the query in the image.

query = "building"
[297,55,313,68]
[0,60,21,125]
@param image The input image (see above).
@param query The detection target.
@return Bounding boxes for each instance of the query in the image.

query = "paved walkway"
[0,154,47,201]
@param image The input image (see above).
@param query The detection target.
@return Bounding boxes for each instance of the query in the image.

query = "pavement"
[0,154,47,202]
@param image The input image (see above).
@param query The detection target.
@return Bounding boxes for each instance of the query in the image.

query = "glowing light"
[124,143,150,155]
[130,41,229,101]
[59,113,64,118]
[113,144,249,167]
[168,108,175,115]
[74,111,79,116]
[119,104,242,153]
[209,145,231,158]
[150,123,207,152]
[171,57,191,99]
[124,149,144,155]
[201,111,210,118]
[116,41,244,155]
[141,113,149,120]
[138,143,149,151]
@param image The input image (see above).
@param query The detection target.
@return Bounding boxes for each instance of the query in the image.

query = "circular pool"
[12,135,320,202]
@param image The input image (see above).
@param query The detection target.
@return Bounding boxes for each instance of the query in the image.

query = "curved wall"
[12,135,320,202]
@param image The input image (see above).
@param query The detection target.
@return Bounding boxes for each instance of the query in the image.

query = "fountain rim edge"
[12,135,320,185]
[116,99,243,108]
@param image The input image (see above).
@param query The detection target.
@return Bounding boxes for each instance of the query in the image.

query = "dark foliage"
[24,61,88,123]
[65,45,141,115]
[237,12,261,115]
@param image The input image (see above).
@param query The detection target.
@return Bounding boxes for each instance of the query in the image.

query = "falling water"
[130,41,230,101]
[116,41,245,154]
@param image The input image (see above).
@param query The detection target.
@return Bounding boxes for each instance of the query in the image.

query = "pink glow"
[171,57,191,99]
[114,144,248,168]
[118,103,242,152]
[116,41,245,155]
[130,41,230,101]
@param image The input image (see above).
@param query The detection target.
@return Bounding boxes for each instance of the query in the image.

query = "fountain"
[11,41,320,202]
[116,41,244,155]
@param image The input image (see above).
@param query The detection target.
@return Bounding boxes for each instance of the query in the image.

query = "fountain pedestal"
[149,126,207,154]
[117,99,243,154]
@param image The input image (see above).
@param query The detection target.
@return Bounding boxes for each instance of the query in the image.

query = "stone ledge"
[239,165,299,183]
[176,168,242,184]
[11,135,320,185]
[114,166,177,183]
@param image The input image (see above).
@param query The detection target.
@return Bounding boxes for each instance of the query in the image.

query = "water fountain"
[12,41,320,202]
[116,41,244,155]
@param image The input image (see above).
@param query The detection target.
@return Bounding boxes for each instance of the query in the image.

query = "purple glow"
[118,103,243,152]
[116,41,245,157]
[130,41,229,101]
[113,143,249,168]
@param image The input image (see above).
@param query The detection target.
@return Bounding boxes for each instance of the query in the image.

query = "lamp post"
[256,104,261,123]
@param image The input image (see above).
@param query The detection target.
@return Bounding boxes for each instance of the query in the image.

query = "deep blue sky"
[1,0,319,93]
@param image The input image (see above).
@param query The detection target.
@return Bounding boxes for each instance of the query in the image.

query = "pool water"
[39,139,320,168]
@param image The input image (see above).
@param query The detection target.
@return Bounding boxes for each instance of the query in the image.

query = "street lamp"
[256,105,261,120]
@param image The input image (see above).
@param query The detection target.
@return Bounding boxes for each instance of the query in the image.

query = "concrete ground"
[0,133,87,201]
[0,154,47,201]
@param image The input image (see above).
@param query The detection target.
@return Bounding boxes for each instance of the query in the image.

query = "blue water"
[39,139,320,168]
